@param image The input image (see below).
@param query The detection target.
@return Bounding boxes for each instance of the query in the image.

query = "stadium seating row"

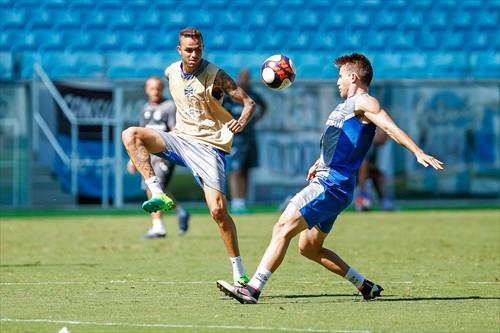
[0,0,498,80]
[2,50,496,81]
[1,27,498,53]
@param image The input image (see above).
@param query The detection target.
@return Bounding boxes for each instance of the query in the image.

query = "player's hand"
[227,119,244,133]
[306,164,318,181]
[416,152,444,170]
[127,160,137,174]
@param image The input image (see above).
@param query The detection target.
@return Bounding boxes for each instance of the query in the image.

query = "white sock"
[176,204,187,218]
[248,265,272,291]
[345,267,365,289]
[151,218,165,232]
[145,176,163,196]
[231,198,246,209]
[230,256,246,282]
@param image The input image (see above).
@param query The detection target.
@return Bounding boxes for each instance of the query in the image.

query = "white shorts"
[153,131,227,193]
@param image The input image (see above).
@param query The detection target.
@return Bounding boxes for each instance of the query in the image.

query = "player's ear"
[350,72,357,83]
[177,45,182,55]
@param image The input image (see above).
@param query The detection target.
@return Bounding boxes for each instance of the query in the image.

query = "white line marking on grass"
[0,318,370,333]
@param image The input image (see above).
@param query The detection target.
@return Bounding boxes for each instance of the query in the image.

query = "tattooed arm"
[214,69,256,133]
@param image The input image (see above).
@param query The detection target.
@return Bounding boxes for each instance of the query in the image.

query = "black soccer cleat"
[359,279,384,300]
[216,280,260,304]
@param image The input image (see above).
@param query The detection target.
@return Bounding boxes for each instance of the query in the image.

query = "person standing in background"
[223,68,268,214]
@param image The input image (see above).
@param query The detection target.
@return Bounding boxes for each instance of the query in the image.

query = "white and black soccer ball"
[260,54,296,90]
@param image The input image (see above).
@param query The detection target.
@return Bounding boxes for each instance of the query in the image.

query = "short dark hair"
[179,27,203,46]
[335,53,373,86]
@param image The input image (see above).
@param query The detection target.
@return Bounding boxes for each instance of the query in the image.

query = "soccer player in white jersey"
[122,27,256,286]
[217,53,444,303]
[127,76,190,238]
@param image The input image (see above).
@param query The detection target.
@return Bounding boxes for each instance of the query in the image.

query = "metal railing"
[32,64,122,207]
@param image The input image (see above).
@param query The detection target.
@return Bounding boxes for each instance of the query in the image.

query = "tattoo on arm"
[215,70,245,103]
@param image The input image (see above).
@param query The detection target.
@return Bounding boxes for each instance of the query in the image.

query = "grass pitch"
[0,209,499,333]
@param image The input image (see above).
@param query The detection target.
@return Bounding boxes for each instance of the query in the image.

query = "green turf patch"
[1,210,499,333]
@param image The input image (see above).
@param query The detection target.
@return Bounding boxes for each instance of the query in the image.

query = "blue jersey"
[317,93,376,191]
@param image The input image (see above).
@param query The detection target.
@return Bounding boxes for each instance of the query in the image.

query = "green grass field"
[1,209,499,333]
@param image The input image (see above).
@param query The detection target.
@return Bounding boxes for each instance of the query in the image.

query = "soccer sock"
[230,256,246,281]
[248,265,272,292]
[176,204,187,218]
[145,176,163,196]
[345,267,365,289]
[231,198,246,209]
[151,218,165,232]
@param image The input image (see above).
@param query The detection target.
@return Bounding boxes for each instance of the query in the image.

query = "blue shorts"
[290,173,353,234]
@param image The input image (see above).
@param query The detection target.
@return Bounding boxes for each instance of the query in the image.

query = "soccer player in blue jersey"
[217,53,444,303]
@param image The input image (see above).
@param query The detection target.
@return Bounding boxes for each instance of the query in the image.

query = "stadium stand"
[0,0,498,80]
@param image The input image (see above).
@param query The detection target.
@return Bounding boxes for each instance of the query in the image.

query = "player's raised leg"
[204,185,249,286]
[298,225,383,300]
[122,126,174,212]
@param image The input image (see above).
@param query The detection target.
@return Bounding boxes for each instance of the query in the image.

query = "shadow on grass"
[265,293,500,303]
[378,295,500,302]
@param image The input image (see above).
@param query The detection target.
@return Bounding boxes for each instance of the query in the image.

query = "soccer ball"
[260,54,296,90]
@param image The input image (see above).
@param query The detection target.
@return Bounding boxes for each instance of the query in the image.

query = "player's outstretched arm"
[214,69,256,133]
[358,96,444,171]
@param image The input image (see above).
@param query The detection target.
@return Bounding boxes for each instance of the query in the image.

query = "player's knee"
[121,127,140,145]
[210,205,227,223]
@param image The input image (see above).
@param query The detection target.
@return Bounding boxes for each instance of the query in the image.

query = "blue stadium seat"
[10,30,39,52]
[148,29,177,52]
[135,52,178,79]
[82,9,108,29]
[25,7,53,30]
[476,9,498,28]
[259,30,286,51]
[426,52,468,78]
[108,9,135,31]
[37,29,66,51]
[204,31,231,51]
[313,32,336,51]
[41,51,104,78]
[428,10,448,29]
[215,11,242,30]
[52,8,81,30]
[161,11,188,31]
[135,9,162,29]
[415,27,441,50]
[0,51,12,80]
[94,30,122,51]
[0,7,26,29]
[246,8,269,31]
[364,31,388,51]
[106,52,137,79]
[0,30,8,51]
[470,51,500,78]
[375,9,398,29]
[196,11,218,30]
[120,30,148,52]
[287,31,311,51]
[441,30,466,51]
[63,29,95,52]
[231,31,257,51]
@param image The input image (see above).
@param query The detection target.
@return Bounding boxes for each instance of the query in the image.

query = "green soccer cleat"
[142,193,174,213]
[234,275,250,287]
